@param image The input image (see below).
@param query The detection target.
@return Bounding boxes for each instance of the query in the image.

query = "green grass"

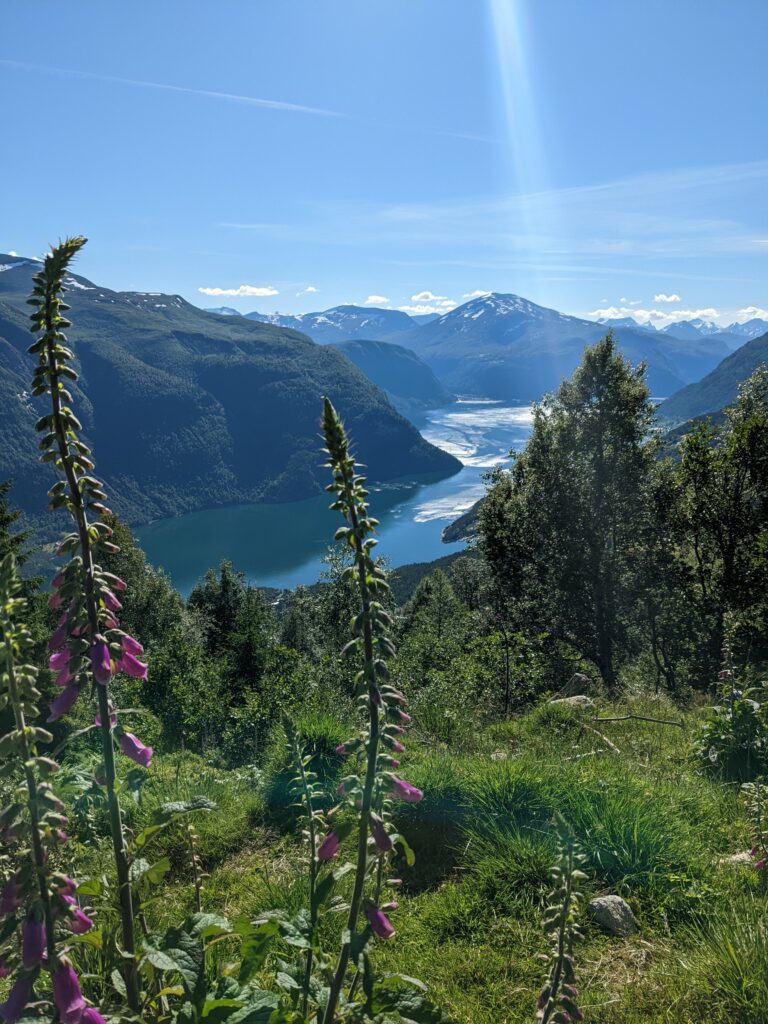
[46,697,767,1023]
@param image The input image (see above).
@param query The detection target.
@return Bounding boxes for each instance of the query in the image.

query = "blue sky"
[2,0,767,326]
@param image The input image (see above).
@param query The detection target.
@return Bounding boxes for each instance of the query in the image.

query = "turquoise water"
[134,401,534,595]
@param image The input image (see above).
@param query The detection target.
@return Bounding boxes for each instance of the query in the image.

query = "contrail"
[0,57,346,118]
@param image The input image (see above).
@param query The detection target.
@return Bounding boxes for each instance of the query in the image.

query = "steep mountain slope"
[396,294,690,400]
[245,304,419,343]
[658,331,768,423]
[331,339,453,415]
[0,256,460,526]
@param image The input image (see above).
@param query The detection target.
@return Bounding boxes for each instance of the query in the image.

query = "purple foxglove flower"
[371,687,382,706]
[317,831,341,861]
[120,652,148,679]
[94,711,117,728]
[57,876,77,897]
[0,976,32,1024]
[0,954,8,978]
[111,576,127,591]
[389,739,406,753]
[81,1010,107,1024]
[755,858,766,870]
[22,916,46,968]
[48,591,62,610]
[1,877,22,915]
[55,667,75,687]
[52,572,65,589]
[50,650,70,672]
[49,623,68,650]
[53,965,86,1024]
[48,683,80,723]
[62,895,93,933]
[102,591,122,613]
[364,904,395,939]
[89,642,112,685]
[56,830,69,843]
[389,777,423,803]
[121,634,143,656]
[118,731,153,768]
[371,818,393,853]
[336,743,348,755]
[383,688,407,704]
[103,615,119,629]
[387,878,403,886]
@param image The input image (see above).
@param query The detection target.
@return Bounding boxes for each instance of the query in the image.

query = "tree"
[480,334,657,690]
[188,560,248,654]
[677,367,768,674]
[0,479,31,566]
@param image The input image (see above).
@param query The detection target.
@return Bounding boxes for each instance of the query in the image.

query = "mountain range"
[0,255,459,528]
[235,294,743,401]
[658,330,768,423]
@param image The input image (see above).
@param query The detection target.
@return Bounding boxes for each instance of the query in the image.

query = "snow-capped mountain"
[661,318,722,339]
[394,292,709,399]
[597,315,657,333]
[244,304,419,343]
[723,317,768,340]
[206,306,241,316]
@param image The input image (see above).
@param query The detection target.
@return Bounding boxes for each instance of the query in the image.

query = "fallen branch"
[591,714,684,729]
[580,722,621,754]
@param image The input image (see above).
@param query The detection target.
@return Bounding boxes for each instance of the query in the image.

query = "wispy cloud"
[364,294,390,305]
[654,293,681,303]
[295,285,318,296]
[199,284,278,297]
[0,58,345,118]
[737,305,768,321]
[463,289,490,298]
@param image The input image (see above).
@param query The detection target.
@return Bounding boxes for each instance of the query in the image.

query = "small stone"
[719,851,752,866]
[588,895,637,937]
[490,750,508,762]
[549,695,595,708]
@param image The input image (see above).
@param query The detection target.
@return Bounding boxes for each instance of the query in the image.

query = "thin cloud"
[736,306,768,320]
[295,285,318,296]
[199,284,279,297]
[463,289,491,298]
[0,58,346,118]
[654,293,682,303]
[364,295,390,305]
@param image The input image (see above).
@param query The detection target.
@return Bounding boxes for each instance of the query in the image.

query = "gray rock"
[720,851,752,866]
[588,895,637,937]
[562,672,592,696]
[549,695,595,709]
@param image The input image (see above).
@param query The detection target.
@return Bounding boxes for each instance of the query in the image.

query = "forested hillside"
[659,330,768,423]
[0,256,459,528]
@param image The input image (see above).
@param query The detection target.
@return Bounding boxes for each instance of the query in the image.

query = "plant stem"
[322,500,380,1024]
[295,744,318,1020]
[3,641,58,969]
[44,315,140,1013]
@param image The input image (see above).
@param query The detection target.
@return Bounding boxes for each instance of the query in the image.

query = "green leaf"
[145,857,172,885]
[76,878,103,897]
[372,983,455,1023]
[190,913,234,939]
[236,918,280,985]
[225,991,281,1024]
[154,796,218,823]
[111,968,127,999]
[158,923,207,1003]
[395,833,416,867]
